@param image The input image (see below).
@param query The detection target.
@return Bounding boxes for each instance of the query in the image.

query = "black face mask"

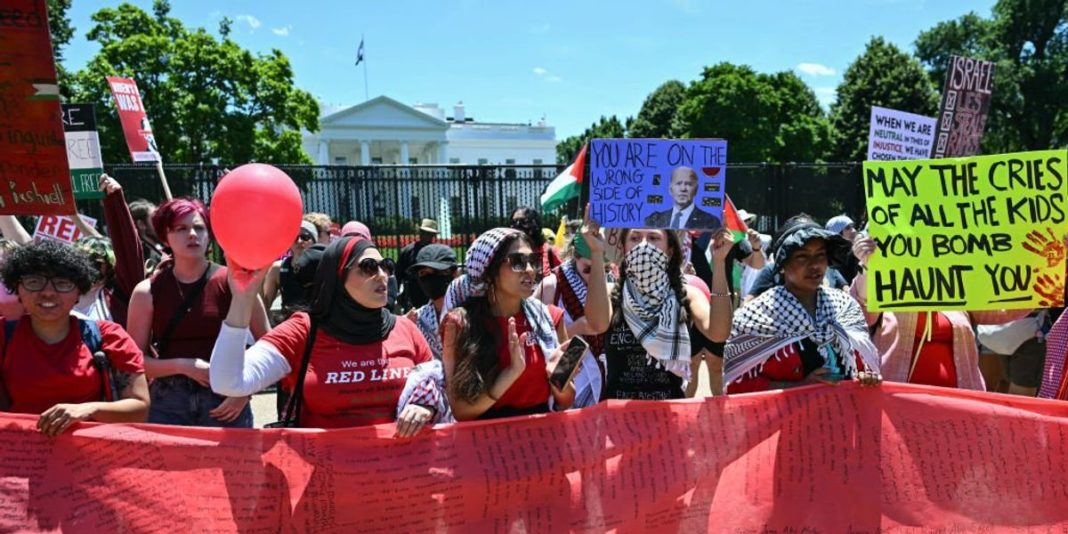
[418,273,454,300]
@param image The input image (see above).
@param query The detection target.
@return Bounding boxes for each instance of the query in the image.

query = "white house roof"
[319,95,449,130]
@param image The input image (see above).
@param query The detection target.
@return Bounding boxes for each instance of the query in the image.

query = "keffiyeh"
[724,285,879,384]
[560,259,588,303]
[415,303,444,360]
[622,242,691,378]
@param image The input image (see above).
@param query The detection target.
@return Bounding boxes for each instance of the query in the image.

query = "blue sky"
[62,0,996,139]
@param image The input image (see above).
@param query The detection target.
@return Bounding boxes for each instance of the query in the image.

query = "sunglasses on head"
[506,252,538,273]
[19,275,77,293]
[355,257,395,276]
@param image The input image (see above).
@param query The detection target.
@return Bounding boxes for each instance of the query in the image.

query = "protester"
[404,244,463,360]
[602,227,735,400]
[396,219,439,311]
[262,220,317,323]
[211,236,446,433]
[0,239,24,319]
[745,214,850,300]
[128,198,165,274]
[70,237,117,321]
[510,207,562,279]
[0,239,149,436]
[724,223,881,393]
[537,212,611,405]
[825,214,862,283]
[126,197,269,427]
[851,236,1028,389]
[304,212,334,245]
[341,220,372,241]
[95,175,149,327]
[1040,308,1068,400]
[681,273,723,396]
[442,227,574,420]
[977,315,1050,396]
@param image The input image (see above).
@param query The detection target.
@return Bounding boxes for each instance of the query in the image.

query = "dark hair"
[610,229,690,329]
[1,239,96,295]
[510,206,545,247]
[128,199,156,224]
[452,232,531,402]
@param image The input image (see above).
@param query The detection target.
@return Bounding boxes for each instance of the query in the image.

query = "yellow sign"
[864,150,1068,311]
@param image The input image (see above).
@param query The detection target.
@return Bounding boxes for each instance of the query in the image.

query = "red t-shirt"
[260,312,432,429]
[490,306,565,411]
[1,316,145,414]
[909,312,957,388]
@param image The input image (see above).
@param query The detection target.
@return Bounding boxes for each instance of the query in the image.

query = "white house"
[302,96,557,165]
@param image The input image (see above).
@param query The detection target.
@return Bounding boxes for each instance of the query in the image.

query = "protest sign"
[589,139,727,230]
[931,55,995,159]
[106,76,161,163]
[867,106,936,161]
[864,150,1068,311]
[0,0,76,216]
[61,104,105,200]
[1,383,1067,532]
[33,214,98,243]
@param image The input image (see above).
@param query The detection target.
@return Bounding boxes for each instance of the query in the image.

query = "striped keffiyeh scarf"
[560,259,588,303]
[415,303,444,360]
[724,285,879,384]
[622,242,691,378]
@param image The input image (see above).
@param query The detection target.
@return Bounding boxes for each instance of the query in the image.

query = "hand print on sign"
[1032,273,1065,307]
[1021,228,1066,268]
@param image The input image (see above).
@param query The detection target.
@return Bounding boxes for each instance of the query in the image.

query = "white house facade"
[302,96,557,166]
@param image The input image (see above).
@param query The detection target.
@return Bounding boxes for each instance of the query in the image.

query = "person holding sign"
[724,224,882,393]
[602,227,734,400]
[126,198,269,427]
[211,236,446,433]
[441,227,576,420]
[0,239,149,435]
[850,236,1030,390]
[642,167,722,230]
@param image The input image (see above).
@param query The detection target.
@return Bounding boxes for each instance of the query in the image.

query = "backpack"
[3,318,120,402]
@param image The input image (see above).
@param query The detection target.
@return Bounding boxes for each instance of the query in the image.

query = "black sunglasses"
[356,257,395,276]
[296,232,315,242]
[506,252,538,273]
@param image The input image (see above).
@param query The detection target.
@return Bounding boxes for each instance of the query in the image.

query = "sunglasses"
[20,275,77,293]
[506,253,538,273]
[355,257,395,276]
[296,232,315,242]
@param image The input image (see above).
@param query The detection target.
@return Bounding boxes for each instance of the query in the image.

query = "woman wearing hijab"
[211,236,444,434]
[850,235,1029,390]
[724,222,881,393]
[602,228,735,400]
[441,226,574,420]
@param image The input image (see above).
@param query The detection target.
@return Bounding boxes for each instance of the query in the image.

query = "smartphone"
[549,337,589,390]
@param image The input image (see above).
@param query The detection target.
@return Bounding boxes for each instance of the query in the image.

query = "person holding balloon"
[126,195,270,428]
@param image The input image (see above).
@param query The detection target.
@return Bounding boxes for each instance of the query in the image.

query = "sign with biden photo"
[588,139,727,230]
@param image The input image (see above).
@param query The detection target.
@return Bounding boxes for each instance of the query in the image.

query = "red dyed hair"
[151,197,211,247]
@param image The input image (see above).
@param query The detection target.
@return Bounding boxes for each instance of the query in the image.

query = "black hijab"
[309,236,396,344]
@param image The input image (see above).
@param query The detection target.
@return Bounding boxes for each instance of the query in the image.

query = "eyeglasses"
[19,275,78,293]
[296,232,314,242]
[506,253,538,273]
[356,257,395,276]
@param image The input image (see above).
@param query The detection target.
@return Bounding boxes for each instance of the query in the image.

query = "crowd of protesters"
[2,174,1066,438]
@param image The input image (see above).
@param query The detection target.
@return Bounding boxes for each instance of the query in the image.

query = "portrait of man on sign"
[643,167,722,230]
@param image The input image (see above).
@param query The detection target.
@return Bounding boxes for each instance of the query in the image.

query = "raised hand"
[852,236,878,268]
[506,318,527,376]
[581,203,606,256]
[226,255,269,297]
[99,174,122,195]
[710,228,734,261]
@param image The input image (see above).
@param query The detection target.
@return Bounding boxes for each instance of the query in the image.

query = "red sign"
[106,76,161,162]
[0,383,1066,531]
[33,214,97,243]
[0,0,75,215]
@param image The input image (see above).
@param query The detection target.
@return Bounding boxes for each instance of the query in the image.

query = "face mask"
[625,241,671,298]
[418,273,454,300]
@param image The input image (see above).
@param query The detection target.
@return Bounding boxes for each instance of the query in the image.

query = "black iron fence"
[78,163,865,256]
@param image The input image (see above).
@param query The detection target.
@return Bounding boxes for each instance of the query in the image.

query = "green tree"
[829,37,939,161]
[556,115,627,164]
[68,1,319,165]
[46,0,74,94]
[628,80,686,139]
[672,63,831,162]
[915,1,1068,152]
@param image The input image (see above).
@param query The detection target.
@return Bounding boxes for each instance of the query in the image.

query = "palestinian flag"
[722,194,748,243]
[541,143,587,212]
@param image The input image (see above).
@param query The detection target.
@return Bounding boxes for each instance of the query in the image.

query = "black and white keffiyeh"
[622,242,691,378]
[723,285,879,384]
[560,259,588,303]
[415,303,444,360]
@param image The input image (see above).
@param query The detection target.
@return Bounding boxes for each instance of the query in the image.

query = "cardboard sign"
[589,139,727,230]
[931,56,995,159]
[33,214,98,243]
[864,150,1068,311]
[0,0,76,215]
[867,106,937,161]
[106,76,161,162]
[61,104,105,200]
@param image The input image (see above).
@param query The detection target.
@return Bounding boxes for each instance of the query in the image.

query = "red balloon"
[210,164,303,269]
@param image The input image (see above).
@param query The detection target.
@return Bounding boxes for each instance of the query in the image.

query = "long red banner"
[1,383,1066,532]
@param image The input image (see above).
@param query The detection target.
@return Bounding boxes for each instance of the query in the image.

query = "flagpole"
[362,34,369,101]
